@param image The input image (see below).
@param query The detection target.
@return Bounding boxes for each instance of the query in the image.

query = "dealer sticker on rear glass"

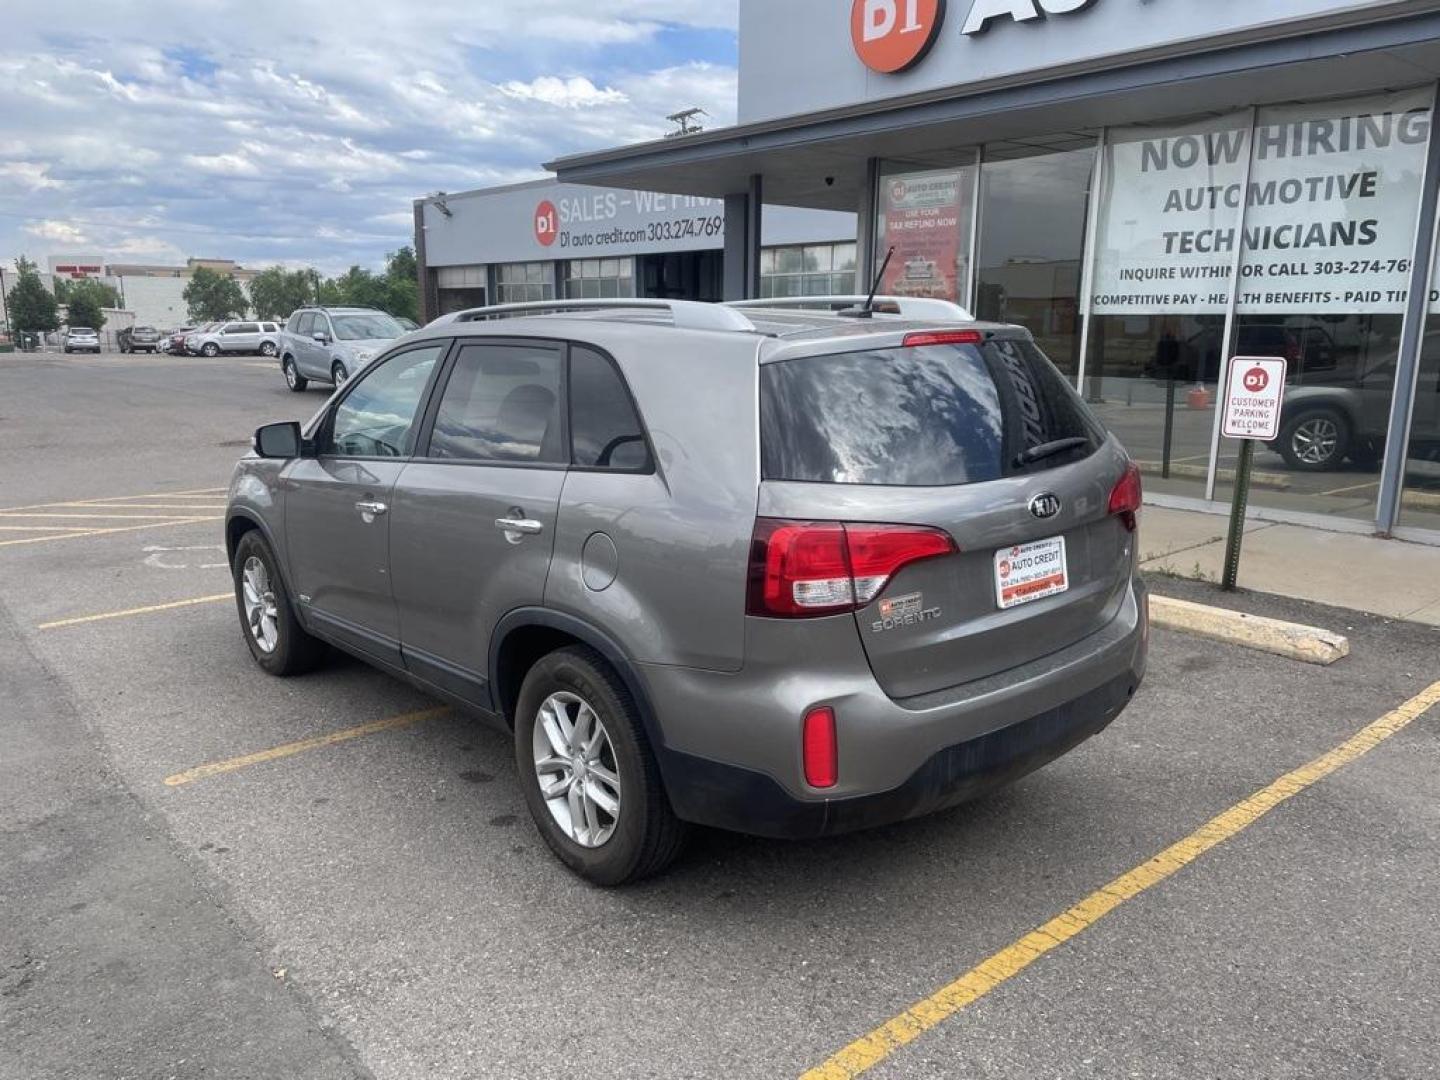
[994,536,1069,610]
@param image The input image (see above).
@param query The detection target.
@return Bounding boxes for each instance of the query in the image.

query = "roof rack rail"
[728,295,975,321]
[426,299,756,334]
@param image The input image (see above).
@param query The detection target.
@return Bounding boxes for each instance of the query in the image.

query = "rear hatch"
[755,328,1138,700]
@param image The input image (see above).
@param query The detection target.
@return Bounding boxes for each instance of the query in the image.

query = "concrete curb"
[1150,595,1350,666]
[1136,460,1292,491]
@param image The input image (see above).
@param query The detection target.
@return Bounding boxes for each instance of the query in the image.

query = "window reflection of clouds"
[762,347,1004,486]
[330,349,440,457]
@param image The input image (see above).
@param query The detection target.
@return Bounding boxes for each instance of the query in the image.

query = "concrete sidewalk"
[1140,506,1440,626]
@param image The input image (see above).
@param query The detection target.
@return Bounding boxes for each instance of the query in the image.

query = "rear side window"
[569,347,651,471]
[760,337,1100,487]
[427,343,565,463]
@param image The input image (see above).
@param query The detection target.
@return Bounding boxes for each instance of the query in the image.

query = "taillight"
[747,519,957,617]
[902,330,984,348]
[802,706,837,789]
[1109,462,1142,532]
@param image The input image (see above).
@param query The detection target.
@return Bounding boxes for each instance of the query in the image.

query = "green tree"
[55,277,120,310]
[59,278,119,330]
[65,290,105,331]
[6,256,60,335]
[247,266,313,322]
[183,266,248,321]
[329,265,389,310]
[383,246,419,323]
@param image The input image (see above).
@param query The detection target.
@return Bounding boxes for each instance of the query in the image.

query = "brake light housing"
[747,519,957,617]
[902,330,984,348]
[1109,462,1143,532]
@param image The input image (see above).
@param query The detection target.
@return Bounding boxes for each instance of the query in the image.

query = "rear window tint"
[760,337,1101,487]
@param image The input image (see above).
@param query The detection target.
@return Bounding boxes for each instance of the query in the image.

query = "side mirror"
[312,331,330,344]
[253,421,304,459]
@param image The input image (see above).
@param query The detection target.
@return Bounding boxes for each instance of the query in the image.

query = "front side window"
[427,343,564,463]
[570,347,650,470]
[295,313,316,336]
[324,345,443,458]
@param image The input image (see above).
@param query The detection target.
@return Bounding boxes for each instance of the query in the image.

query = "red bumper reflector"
[803,706,838,789]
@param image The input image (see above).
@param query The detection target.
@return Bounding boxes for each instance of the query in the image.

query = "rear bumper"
[662,668,1136,839]
[646,578,1147,839]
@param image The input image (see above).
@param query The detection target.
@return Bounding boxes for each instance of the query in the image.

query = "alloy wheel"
[332,362,348,386]
[532,691,621,848]
[1291,417,1340,466]
[241,555,280,653]
[284,360,298,389]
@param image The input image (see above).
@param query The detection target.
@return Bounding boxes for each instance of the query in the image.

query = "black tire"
[231,531,324,676]
[202,342,220,357]
[330,360,348,386]
[514,646,687,885]
[1277,408,1351,472]
[282,356,308,392]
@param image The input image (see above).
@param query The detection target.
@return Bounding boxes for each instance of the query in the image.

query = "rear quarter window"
[760,336,1102,487]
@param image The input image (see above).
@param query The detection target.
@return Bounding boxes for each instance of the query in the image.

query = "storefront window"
[874,154,979,307]
[496,261,556,304]
[1400,204,1440,532]
[565,257,635,300]
[1217,88,1433,524]
[1086,111,1253,500]
[760,242,858,298]
[975,140,1096,376]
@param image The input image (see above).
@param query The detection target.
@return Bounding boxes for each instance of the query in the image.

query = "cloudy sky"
[0,1,738,275]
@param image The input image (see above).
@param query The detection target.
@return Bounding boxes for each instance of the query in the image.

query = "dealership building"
[444,0,1438,544]
[414,179,859,317]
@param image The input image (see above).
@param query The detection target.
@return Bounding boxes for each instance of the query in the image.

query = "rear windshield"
[760,337,1102,487]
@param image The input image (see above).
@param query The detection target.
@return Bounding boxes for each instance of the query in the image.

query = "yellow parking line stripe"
[38,593,233,630]
[1317,480,1380,498]
[0,512,219,520]
[53,503,228,511]
[0,487,226,513]
[800,679,1440,1080]
[0,517,222,547]
[163,707,451,787]
[0,525,97,532]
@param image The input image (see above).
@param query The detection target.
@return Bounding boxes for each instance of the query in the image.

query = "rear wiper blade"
[1014,437,1089,468]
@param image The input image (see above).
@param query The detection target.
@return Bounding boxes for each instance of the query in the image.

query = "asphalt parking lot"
[3,348,1439,1080]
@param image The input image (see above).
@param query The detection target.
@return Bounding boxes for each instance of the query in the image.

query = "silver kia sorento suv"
[227,299,1147,884]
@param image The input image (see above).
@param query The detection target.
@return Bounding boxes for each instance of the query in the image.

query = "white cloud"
[0,161,61,191]
[500,76,627,108]
[24,219,88,244]
[0,0,739,270]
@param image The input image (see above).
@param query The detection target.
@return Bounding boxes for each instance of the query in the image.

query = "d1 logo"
[534,200,559,248]
[851,0,946,74]
[1243,366,1270,393]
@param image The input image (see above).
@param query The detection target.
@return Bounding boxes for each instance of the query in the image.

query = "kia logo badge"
[1030,493,1061,520]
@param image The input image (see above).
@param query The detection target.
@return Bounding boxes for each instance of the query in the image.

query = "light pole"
[0,268,9,334]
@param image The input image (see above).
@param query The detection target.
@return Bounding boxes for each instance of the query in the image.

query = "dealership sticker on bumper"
[995,536,1068,610]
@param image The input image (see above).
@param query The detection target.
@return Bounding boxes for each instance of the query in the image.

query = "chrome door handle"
[355,499,388,517]
[495,517,544,535]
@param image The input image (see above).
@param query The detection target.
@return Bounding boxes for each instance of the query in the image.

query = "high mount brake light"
[747,519,957,618]
[902,330,984,348]
[1109,462,1143,532]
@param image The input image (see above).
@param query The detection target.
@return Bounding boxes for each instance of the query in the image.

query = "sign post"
[1220,355,1287,591]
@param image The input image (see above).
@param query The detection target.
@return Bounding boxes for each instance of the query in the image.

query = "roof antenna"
[854,246,895,319]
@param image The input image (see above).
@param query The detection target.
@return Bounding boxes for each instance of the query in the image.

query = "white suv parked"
[278,307,405,391]
[190,321,282,357]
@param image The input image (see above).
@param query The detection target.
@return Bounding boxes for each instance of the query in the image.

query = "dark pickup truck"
[117,326,163,353]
